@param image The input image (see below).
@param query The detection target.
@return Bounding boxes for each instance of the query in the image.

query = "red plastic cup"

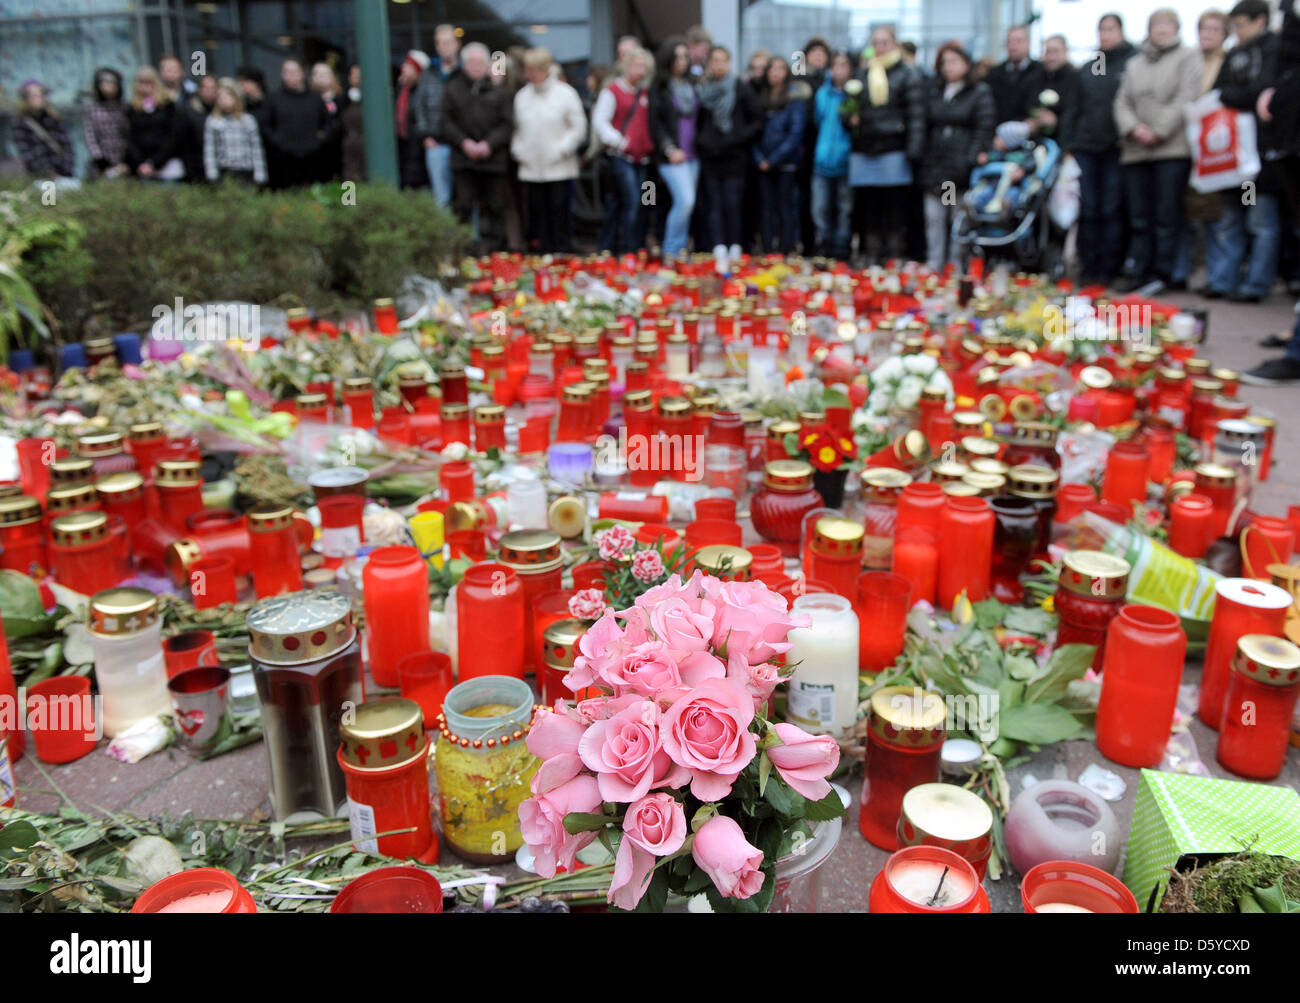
[189,556,238,608]
[163,630,217,680]
[132,868,257,913]
[398,651,454,728]
[684,518,743,550]
[447,529,487,562]
[857,572,913,673]
[330,866,444,913]
[1020,860,1138,913]
[694,497,737,522]
[25,675,97,763]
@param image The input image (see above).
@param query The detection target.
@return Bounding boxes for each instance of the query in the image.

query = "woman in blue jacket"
[811,51,855,258]
[753,57,810,253]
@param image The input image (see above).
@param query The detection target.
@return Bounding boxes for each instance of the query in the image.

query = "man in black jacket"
[1067,13,1136,285]
[986,25,1045,123]
[178,75,217,183]
[1034,35,1080,147]
[696,46,764,256]
[265,58,333,189]
[1203,0,1281,302]
[437,42,514,254]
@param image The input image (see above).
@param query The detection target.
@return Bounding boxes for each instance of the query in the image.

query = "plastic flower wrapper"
[106,716,171,764]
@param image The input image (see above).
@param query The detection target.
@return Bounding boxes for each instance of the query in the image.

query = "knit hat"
[995,120,1030,150]
[404,50,430,74]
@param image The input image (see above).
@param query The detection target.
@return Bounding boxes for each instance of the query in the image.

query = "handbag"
[1186,91,1261,194]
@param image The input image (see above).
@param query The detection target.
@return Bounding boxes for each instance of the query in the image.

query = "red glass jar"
[440,403,470,447]
[338,697,437,861]
[1168,492,1215,558]
[373,297,399,334]
[588,373,612,430]
[1002,422,1060,471]
[937,496,994,608]
[76,430,136,478]
[752,460,823,557]
[96,471,148,527]
[499,530,564,676]
[126,422,168,482]
[1152,367,1189,429]
[859,468,909,571]
[0,495,49,578]
[743,543,785,586]
[917,388,947,452]
[765,420,801,463]
[1141,425,1177,485]
[623,390,658,488]
[456,563,526,680]
[1242,516,1295,579]
[989,495,1039,603]
[341,376,375,428]
[556,383,592,443]
[1007,464,1059,560]
[1246,414,1275,481]
[439,361,469,407]
[540,617,601,705]
[806,517,865,600]
[857,572,913,674]
[247,503,304,599]
[1197,578,1292,729]
[188,555,238,608]
[1054,550,1131,670]
[1101,441,1149,511]
[363,546,431,688]
[1054,482,1096,524]
[1216,635,1300,780]
[891,525,938,607]
[859,686,947,851]
[132,868,258,913]
[896,481,946,535]
[1020,861,1138,913]
[50,511,126,595]
[1188,377,1223,442]
[296,392,331,423]
[473,404,507,452]
[45,483,101,523]
[869,846,990,913]
[1194,462,1237,540]
[317,494,365,565]
[439,460,475,503]
[656,397,692,479]
[186,508,253,577]
[377,409,413,447]
[1096,605,1187,767]
[155,460,205,535]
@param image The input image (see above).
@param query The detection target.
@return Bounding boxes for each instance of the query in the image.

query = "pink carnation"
[568,588,609,622]
[631,548,666,583]
[597,525,637,562]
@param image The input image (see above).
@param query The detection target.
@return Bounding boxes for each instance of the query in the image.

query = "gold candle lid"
[624,389,654,412]
[95,471,144,498]
[51,509,109,547]
[156,459,202,487]
[439,359,466,378]
[970,457,1010,477]
[692,395,719,415]
[1233,634,1300,688]
[951,411,986,433]
[342,375,373,391]
[1079,366,1114,390]
[50,457,94,486]
[474,403,506,422]
[797,410,826,427]
[942,482,981,497]
[543,618,589,667]
[930,461,971,483]
[246,590,356,665]
[1009,422,1057,446]
[860,467,912,499]
[583,358,609,376]
[76,431,125,458]
[247,502,296,533]
[1185,358,1212,375]
[499,528,563,572]
[89,586,159,635]
[46,483,99,513]
[128,420,166,442]
[870,686,946,743]
[164,537,203,585]
[960,436,1001,459]
[0,494,42,526]
[561,382,593,404]
[692,544,754,579]
[811,517,865,557]
[548,496,587,539]
[481,344,506,359]
[1007,463,1060,498]
[658,396,691,416]
[339,697,427,770]
[1191,377,1223,394]
[1211,367,1239,384]
[1059,549,1131,598]
[763,459,814,490]
[962,471,1006,495]
[1193,462,1236,488]
[440,402,469,419]
[767,419,801,442]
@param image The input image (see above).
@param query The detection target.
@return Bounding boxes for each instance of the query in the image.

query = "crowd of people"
[10,7,1300,381]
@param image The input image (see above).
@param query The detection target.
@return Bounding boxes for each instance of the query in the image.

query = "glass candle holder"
[1168,493,1215,558]
[439,460,475,503]
[1020,861,1138,913]
[685,518,744,551]
[473,404,507,452]
[0,495,49,579]
[803,517,862,600]
[189,555,238,608]
[556,383,592,443]
[869,846,988,913]
[1004,779,1122,875]
[1054,550,1131,670]
[938,496,994,608]
[548,442,594,486]
[784,593,859,735]
[155,460,205,535]
[16,437,54,502]
[447,529,487,562]
[1006,464,1059,560]
[989,495,1039,603]
[163,629,216,679]
[1193,462,1237,540]
[88,587,170,739]
[440,404,470,447]
[1142,425,1177,485]
[499,530,564,676]
[1197,578,1292,729]
[456,563,526,680]
[1096,605,1187,767]
[318,493,366,565]
[891,525,938,607]
[186,508,253,577]
[1242,516,1295,579]
[363,546,431,688]
[1216,634,1300,780]
[857,572,912,673]
[439,360,469,406]
[1101,441,1150,511]
[571,560,613,590]
[752,460,823,556]
[507,477,549,529]
[377,409,413,447]
[859,685,947,851]
[95,471,148,527]
[859,468,909,571]
[745,543,786,586]
[50,512,125,595]
[132,868,258,914]
[695,497,738,522]
[704,444,746,496]
[1054,483,1096,525]
[896,481,946,534]
[399,651,454,729]
[897,782,995,880]
[341,377,375,429]
[248,503,304,599]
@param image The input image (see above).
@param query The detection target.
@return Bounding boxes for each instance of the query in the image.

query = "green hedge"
[11,181,468,339]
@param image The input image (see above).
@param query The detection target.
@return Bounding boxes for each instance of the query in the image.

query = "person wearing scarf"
[695,45,763,256]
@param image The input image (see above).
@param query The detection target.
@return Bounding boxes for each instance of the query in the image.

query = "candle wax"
[889,859,976,908]
[1034,902,1094,913]
[156,888,234,913]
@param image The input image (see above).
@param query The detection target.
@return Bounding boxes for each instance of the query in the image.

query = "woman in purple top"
[649,37,700,256]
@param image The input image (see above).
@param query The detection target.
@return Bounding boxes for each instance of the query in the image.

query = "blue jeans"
[811,173,853,258]
[658,159,699,256]
[1074,148,1125,281]
[1122,158,1190,283]
[601,156,647,255]
[1206,191,1280,297]
[759,168,799,253]
[425,143,452,207]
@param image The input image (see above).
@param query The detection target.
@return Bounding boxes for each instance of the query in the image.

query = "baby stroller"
[951,136,1064,277]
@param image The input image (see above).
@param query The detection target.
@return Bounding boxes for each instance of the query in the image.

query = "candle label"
[347,797,378,854]
[322,526,362,558]
[788,682,837,732]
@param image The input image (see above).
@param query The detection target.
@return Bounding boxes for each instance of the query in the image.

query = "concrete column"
[590,0,615,65]
[701,0,739,57]
[355,0,399,186]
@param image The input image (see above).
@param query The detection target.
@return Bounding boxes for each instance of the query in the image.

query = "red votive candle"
[247,503,304,599]
[363,546,431,688]
[857,572,912,673]
[1215,634,1300,780]
[859,686,946,851]
[456,563,526,680]
[937,496,993,608]
[1242,515,1295,579]
[1096,605,1186,767]
[1100,441,1149,511]
[1197,578,1292,730]
[1168,493,1215,558]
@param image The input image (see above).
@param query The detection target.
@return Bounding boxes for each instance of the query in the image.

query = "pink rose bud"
[766,723,840,802]
[691,814,765,900]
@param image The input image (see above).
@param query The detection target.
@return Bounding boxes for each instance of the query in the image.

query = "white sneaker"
[728,244,742,261]
[713,244,729,273]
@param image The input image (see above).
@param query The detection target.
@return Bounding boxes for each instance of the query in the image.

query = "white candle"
[1034,902,1094,913]
[785,594,859,735]
[890,859,976,909]
[156,889,234,913]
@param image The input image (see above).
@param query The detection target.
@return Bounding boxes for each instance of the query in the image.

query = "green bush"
[11,181,468,339]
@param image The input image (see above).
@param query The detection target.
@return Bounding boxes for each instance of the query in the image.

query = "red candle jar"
[896,481,946,534]
[865,430,932,472]
[587,372,612,430]
[95,471,148,526]
[859,468,909,571]
[188,555,238,608]
[338,697,437,861]
[806,517,865,599]
[1020,860,1138,913]
[891,525,938,606]
[499,530,564,676]
[1193,462,1237,540]
[692,544,754,582]
[709,411,745,449]
[571,560,613,590]
[1001,422,1060,471]
[623,390,658,488]
[439,360,469,406]
[373,297,399,334]
[155,460,205,535]
[597,492,669,523]
[1096,605,1187,767]
[1054,550,1131,670]
[656,397,692,479]
[76,430,136,478]
[317,494,365,564]
[473,404,507,452]
[1100,440,1149,511]
[1054,482,1096,524]
[626,358,650,392]
[1246,414,1275,481]
[859,686,947,851]
[897,782,995,880]
[685,518,744,551]
[937,496,994,608]
[751,460,823,557]
[989,495,1039,603]
[1168,493,1215,558]
[296,391,331,423]
[395,363,430,405]
[765,420,801,463]
[49,511,125,595]
[132,868,258,913]
[49,457,94,492]
[1216,634,1300,780]
[1006,464,1059,560]
[439,460,475,503]
[541,617,602,705]
[869,846,989,913]
[247,503,304,599]
[16,437,54,503]
[1153,367,1189,429]
[341,376,375,428]
[185,508,253,577]
[744,543,785,585]
[695,497,738,522]
[1242,516,1295,579]
[556,382,592,443]
[363,546,431,688]
[0,495,49,578]
[1188,377,1223,442]
[440,404,470,447]
[45,483,101,522]
[1197,578,1292,729]
[126,422,168,482]
[1141,425,1177,485]
[456,563,526,680]
[857,571,912,673]
[917,388,947,451]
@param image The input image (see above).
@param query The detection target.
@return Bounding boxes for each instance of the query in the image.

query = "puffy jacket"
[510,73,586,181]
[753,81,811,168]
[919,79,996,194]
[812,80,851,178]
[1068,41,1136,153]
[1214,31,1280,153]
[411,63,454,142]
[844,61,925,160]
[437,70,515,173]
[1113,38,1202,164]
[696,77,764,173]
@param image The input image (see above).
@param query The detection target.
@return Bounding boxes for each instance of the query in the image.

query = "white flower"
[845,79,863,96]
[896,384,922,410]
[874,356,905,383]
[902,354,937,376]
[926,371,954,396]
[441,442,469,462]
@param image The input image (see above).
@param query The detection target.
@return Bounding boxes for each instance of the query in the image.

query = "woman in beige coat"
[1112,8,1204,290]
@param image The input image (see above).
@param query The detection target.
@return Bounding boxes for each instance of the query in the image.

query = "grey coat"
[411,67,453,142]
[1113,38,1202,164]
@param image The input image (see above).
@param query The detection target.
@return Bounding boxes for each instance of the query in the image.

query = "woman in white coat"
[511,48,587,253]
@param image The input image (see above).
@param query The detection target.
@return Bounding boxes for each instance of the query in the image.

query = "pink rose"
[578,698,687,802]
[635,571,705,613]
[608,793,687,910]
[691,814,765,900]
[568,588,609,622]
[597,525,636,561]
[660,678,757,801]
[725,650,782,708]
[604,640,683,698]
[711,579,810,664]
[567,607,648,692]
[518,773,602,878]
[631,548,666,583]
[766,723,840,802]
[676,650,727,688]
[648,596,716,657]
[526,707,589,794]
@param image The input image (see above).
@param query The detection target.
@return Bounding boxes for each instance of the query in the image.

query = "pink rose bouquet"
[519,571,843,912]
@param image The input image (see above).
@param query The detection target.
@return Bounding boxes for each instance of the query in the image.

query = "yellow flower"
[951,590,974,625]
[817,445,838,467]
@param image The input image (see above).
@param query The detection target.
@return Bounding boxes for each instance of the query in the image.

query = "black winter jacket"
[126,101,179,171]
[1035,64,1080,148]
[695,78,764,173]
[919,79,996,193]
[844,61,925,160]
[985,58,1044,122]
[437,70,515,173]
[265,87,333,158]
[1270,8,1300,158]
[1214,31,1280,151]
[1067,42,1137,153]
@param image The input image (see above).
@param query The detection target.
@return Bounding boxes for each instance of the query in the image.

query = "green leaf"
[997,677,1025,710]
[561,812,611,835]
[757,751,772,797]
[989,735,1019,758]
[0,820,40,859]
[683,866,714,894]
[1003,606,1057,636]
[1023,644,1096,705]
[803,788,846,822]
[764,777,794,816]
[972,598,1006,630]
[997,703,1085,745]
[1004,653,1042,682]
[632,866,669,913]
[0,569,46,620]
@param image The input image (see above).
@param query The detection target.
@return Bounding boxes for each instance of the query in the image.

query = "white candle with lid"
[785,593,859,735]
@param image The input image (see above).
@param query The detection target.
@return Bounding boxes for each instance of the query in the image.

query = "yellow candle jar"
[433,676,540,864]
